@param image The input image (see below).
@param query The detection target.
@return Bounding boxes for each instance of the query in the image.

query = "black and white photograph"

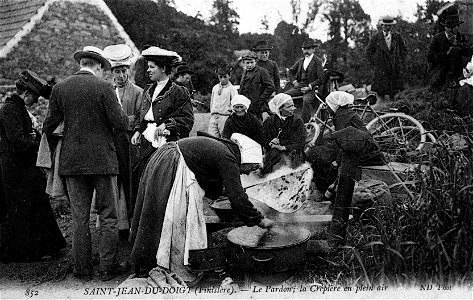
[1,0,473,298]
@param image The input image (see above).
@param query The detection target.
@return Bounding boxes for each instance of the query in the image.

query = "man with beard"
[286,39,324,123]
[427,8,472,90]
[366,16,407,106]
[252,40,280,93]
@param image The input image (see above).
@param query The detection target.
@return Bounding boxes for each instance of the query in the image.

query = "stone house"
[0,0,138,84]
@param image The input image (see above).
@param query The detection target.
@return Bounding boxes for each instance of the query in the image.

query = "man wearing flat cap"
[238,50,275,121]
[43,46,129,282]
[366,16,407,105]
[103,44,143,235]
[252,40,280,93]
[286,39,324,123]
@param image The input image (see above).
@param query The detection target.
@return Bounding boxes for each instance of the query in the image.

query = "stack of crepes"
[240,162,313,213]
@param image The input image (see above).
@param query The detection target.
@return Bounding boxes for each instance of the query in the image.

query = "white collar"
[304,54,314,61]
[80,67,96,76]
[156,78,169,85]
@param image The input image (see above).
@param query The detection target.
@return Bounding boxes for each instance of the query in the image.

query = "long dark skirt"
[129,142,180,273]
[0,152,66,262]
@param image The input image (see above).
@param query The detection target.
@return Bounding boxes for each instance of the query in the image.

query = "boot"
[328,176,355,248]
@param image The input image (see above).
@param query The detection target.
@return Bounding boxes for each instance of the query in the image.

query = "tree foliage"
[210,0,240,35]
[105,0,457,94]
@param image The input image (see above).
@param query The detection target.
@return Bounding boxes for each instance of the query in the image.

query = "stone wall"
[0,1,127,84]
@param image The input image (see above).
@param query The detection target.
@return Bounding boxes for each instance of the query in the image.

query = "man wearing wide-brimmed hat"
[366,15,407,106]
[252,40,280,93]
[427,6,472,90]
[286,39,324,123]
[43,46,129,282]
[103,44,143,235]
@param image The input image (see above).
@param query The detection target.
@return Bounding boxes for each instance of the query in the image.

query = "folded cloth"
[143,123,166,148]
[45,138,66,197]
[36,133,52,168]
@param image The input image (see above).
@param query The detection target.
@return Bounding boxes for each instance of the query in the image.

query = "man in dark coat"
[252,40,280,93]
[286,39,325,123]
[366,16,407,106]
[43,46,129,281]
[427,12,472,90]
[238,51,275,120]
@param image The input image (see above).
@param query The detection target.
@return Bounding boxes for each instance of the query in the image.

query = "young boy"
[208,65,238,137]
[238,51,275,120]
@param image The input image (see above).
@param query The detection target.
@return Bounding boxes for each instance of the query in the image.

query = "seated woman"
[129,133,274,285]
[221,94,264,145]
[306,91,385,192]
[305,91,384,249]
[261,93,306,174]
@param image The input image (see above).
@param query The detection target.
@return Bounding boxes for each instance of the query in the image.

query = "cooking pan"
[227,224,311,273]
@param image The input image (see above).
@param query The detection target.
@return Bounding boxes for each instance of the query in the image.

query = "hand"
[154,123,166,139]
[131,132,141,145]
[29,131,37,140]
[269,138,280,146]
[293,81,300,88]
[274,145,286,151]
[307,140,316,148]
[257,218,275,229]
[301,86,311,94]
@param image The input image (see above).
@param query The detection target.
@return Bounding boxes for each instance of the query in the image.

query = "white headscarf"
[325,91,354,113]
[230,133,263,164]
[460,58,473,87]
[268,93,292,119]
[231,95,251,112]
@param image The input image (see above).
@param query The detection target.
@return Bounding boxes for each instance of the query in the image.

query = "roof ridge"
[0,0,50,58]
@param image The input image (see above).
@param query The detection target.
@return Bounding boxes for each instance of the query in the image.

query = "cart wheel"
[366,112,426,153]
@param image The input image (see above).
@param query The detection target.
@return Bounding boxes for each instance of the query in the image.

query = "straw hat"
[73,46,111,70]
[103,44,134,68]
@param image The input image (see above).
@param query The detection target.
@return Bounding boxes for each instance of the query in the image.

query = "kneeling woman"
[129,134,274,284]
[261,93,306,174]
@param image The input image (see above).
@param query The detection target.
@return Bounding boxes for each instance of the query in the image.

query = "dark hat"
[379,15,397,25]
[173,61,188,68]
[437,2,458,18]
[215,65,232,75]
[73,46,111,70]
[17,70,51,99]
[301,39,318,48]
[442,14,462,27]
[174,65,194,76]
[251,40,273,51]
[240,50,258,61]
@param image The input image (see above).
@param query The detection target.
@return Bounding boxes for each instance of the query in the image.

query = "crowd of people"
[1,4,472,286]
